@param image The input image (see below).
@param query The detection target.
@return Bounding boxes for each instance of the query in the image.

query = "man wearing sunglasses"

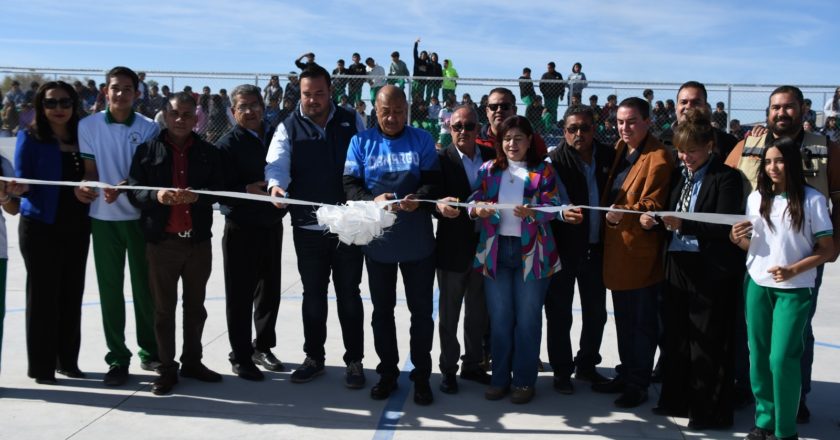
[545,105,614,394]
[434,105,495,394]
[476,87,547,157]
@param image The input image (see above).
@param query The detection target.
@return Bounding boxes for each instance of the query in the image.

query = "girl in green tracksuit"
[730,137,834,440]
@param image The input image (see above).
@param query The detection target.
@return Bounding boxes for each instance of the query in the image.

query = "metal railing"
[2,66,837,146]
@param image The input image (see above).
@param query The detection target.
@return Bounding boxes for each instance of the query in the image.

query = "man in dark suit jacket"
[434,105,495,394]
[546,105,615,394]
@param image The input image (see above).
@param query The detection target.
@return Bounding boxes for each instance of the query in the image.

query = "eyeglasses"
[451,122,477,132]
[235,103,263,113]
[565,124,592,133]
[43,98,73,109]
[488,103,512,112]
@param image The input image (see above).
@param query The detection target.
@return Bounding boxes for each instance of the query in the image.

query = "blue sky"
[1,0,838,85]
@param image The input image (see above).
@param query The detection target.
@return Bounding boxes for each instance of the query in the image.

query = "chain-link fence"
[2,66,838,147]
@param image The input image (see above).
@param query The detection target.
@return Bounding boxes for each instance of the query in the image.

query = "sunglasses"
[488,103,512,112]
[565,124,592,133]
[43,98,74,109]
[451,122,477,132]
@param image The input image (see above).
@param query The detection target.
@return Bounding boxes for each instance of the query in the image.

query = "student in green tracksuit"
[76,66,161,386]
[730,138,834,440]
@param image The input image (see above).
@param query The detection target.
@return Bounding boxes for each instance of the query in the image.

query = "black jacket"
[547,139,615,266]
[215,124,285,228]
[128,130,225,243]
[434,144,496,272]
[664,155,745,279]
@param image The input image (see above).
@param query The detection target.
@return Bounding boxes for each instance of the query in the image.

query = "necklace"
[506,167,515,183]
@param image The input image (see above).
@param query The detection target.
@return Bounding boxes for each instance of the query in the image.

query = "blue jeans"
[484,236,550,388]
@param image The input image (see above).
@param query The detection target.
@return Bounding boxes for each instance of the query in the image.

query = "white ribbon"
[0,177,753,245]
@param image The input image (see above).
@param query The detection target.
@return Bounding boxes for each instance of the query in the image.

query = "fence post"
[170,76,175,93]
[254,74,259,87]
[727,85,732,130]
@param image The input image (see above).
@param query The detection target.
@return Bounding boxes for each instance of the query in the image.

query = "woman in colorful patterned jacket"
[469,115,582,404]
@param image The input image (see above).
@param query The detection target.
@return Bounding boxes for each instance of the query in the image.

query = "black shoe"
[370,375,398,400]
[553,375,574,394]
[439,373,458,394]
[651,405,688,417]
[56,368,87,379]
[151,372,178,395]
[744,426,773,440]
[290,357,325,383]
[459,368,491,385]
[232,362,265,381]
[796,398,810,424]
[35,377,58,385]
[591,377,624,394]
[414,379,434,405]
[614,385,648,408]
[344,361,366,389]
[252,350,287,372]
[686,419,732,431]
[575,367,609,384]
[140,360,162,372]
[180,363,222,382]
[103,365,129,386]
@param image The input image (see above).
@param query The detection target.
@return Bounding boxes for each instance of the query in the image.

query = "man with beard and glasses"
[545,105,613,394]
[726,85,840,424]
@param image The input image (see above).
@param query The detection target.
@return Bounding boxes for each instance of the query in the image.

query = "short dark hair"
[589,94,598,102]
[563,105,595,124]
[607,94,617,101]
[166,92,197,111]
[493,116,543,169]
[643,88,654,98]
[365,57,374,64]
[770,85,804,107]
[548,62,556,68]
[106,66,140,91]
[804,98,812,106]
[300,64,332,88]
[337,59,345,65]
[391,51,399,58]
[677,81,708,102]
[488,87,516,105]
[230,84,264,108]
[618,97,650,119]
[523,67,531,74]
[716,101,725,108]
[352,52,360,58]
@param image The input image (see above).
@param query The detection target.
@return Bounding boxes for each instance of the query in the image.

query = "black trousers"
[19,215,90,379]
[436,267,486,374]
[545,246,607,377]
[612,283,660,388]
[366,253,436,380]
[293,227,364,364]
[658,252,736,426]
[222,220,283,365]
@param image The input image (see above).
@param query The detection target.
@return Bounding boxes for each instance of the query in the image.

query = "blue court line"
[371,288,440,440]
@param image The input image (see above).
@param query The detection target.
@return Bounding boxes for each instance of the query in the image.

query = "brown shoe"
[484,385,510,400]
[511,386,535,404]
